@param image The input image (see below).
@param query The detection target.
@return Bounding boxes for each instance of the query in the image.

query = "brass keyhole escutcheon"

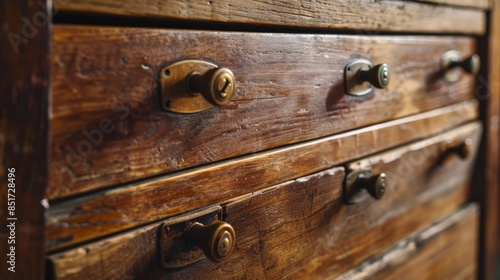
[160,60,236,114]
[186,221,236,263]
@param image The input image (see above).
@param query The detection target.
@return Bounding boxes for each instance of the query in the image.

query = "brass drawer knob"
[446,138,473,160]
[359,172,387,200]
[345,169,387,204]
[344,59,390,96]
[440,51,481,82]
[186,221,236,263]
[448,54,480,75]
[359,64,390,89]
[160,60,236,114]
[189,68,236,106]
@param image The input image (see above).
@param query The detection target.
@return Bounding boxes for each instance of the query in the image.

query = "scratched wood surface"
[55,0,486,34]
[0,1,51,279]
[339,204,478,280]
[49,26,478,199]
[48,122,480,278]
[46,102,478,251]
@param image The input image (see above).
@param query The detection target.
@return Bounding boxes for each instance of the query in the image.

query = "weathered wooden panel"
[54,0,486,34]
[419,0,490,9]
[48,122,480,278]
[0,1,51,279]
[49,26,479,198]
[481,0,500,278]
[46,119,480,252]
[340,205,478,280]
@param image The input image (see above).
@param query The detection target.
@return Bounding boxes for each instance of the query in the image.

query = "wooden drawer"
[47,122,481,279]
[56,0,487,34]
[340,204,478,279]
[46,102,478,251]
[50,26,479,199]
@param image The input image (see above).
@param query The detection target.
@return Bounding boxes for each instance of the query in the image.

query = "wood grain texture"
[0,0,51,279]
[339,204,478,280]
[494,1,500,276]
[46,102,479,251]
[49,26,479,199]
[48,122,480,279]
[418,0,490,9]
[55,0,486,34]
[481,0,500,278]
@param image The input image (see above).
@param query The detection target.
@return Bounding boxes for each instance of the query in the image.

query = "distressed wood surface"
[46,102,478,251]
[339,204,478,280]
[54,0,486,34]
[479,0,500,278]
[48,122,480,278]
[49,26,479,199]
[0,0,51,279]
[418,0,490,9]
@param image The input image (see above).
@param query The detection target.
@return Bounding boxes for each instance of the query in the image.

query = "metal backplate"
[440,50,461,83]
[344,168,373,204]
[344,59,373,96]
[160,206,222,268]
[160,60,217,113]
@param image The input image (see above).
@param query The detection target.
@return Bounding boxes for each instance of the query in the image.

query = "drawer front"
[48,122,481,279]
[57,1,486,34]
[340,204,478,280]
[46,102,478,251]
[50,26,479,199]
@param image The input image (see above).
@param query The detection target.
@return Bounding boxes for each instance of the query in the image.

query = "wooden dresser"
[2,0,500,279]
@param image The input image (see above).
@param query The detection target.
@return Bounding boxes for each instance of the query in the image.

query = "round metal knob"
[360,173,387,200]
[189,68,236,106]
[186,221,236,263]
[449,54,480,75]
[359,64,390,89]
[449,138,472,160]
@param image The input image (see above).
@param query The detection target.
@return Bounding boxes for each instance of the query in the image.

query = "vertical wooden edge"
[0,0,51,279]
[490,1,500,278]
[478,1,500,279]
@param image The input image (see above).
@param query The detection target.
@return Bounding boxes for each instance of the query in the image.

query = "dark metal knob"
[359,64,390,89]
[359,173,387,200]
[449,54,480,75]
[448,138,472,160]
[186,221,236,263]
[189,68,236,106]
